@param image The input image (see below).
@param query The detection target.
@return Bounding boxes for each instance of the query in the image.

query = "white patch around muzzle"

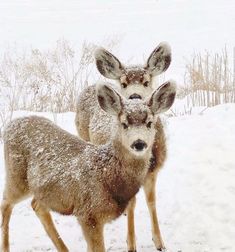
[121,84,153,100]
[121,126,155,157]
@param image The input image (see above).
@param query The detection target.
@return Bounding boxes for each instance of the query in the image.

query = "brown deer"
[75,43,173,251]
[1,82,176,252]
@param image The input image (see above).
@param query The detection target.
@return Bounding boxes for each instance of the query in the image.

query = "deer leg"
[126,196,137,252]
[31,198,68,252]
[144,173,165,251]
[80,220,105,252]
[1,199,14,252]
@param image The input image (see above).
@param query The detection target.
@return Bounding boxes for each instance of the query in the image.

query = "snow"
[1,104,235,251]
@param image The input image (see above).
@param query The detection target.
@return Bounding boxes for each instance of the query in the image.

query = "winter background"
[0,0,235,251]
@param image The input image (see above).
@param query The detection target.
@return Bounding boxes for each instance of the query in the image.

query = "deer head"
[95,42,171,100]
[96,80,176,157]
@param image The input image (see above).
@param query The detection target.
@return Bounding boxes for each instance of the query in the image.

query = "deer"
[75,43,172,251]
[0,82,176,252]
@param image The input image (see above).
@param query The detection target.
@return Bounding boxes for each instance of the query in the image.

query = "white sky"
[0,0,235,84]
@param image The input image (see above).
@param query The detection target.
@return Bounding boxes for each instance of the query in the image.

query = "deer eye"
[143,81,149,87]
[146,121,152,128]
[122,123,128,129]
[121,83,127,88]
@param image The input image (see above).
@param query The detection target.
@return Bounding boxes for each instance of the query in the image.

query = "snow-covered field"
[0,104,235,252]
[0,0,235,251]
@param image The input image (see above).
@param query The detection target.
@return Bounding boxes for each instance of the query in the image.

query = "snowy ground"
[0,104,235,252]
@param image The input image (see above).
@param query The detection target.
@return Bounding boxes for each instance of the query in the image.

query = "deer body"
[1,83,176,252]
[75,43,173,251]
[3,116,149,221]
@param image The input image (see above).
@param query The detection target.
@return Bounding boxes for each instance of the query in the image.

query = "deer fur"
[75,43,173,251]
[1,83,176,252]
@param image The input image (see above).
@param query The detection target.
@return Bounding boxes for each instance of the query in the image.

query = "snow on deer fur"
[1,82,176,252]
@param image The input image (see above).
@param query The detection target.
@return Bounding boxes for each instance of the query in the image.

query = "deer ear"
[95,48,124,79]
[148,80,176,114]
[96,84,123,115]
[145,42,171,76]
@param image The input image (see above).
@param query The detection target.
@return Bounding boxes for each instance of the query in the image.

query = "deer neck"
[103,138,151,214]
[111,137,151,179]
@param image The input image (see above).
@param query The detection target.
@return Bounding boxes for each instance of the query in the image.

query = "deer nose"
[129,93,142,99]
[131,139,147,151]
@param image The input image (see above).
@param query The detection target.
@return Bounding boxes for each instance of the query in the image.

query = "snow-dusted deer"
[75,43,172,251]
[76,42,171,145]
[1,83,176,252]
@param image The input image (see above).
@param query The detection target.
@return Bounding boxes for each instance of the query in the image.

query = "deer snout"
[131,139,147,151]
[129,93,142,99]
